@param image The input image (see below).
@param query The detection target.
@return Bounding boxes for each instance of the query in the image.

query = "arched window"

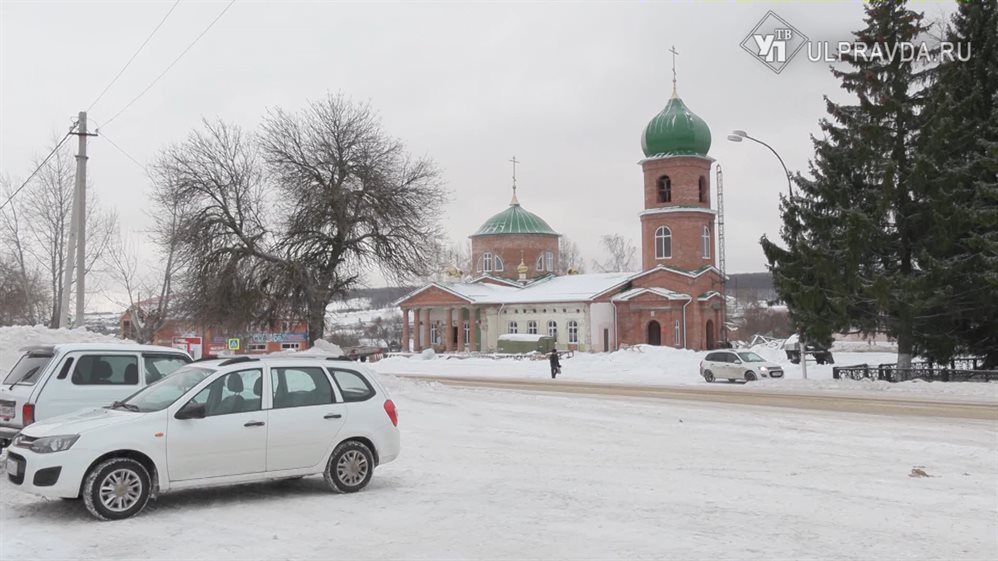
[698,176,707,203]
[508,321,518,334]
[545,251,554,272]
[547,320,558,340]
[494,255,504,272]
[536,254,544,271]
[527,320,537,334]
[657,176,672,203]
[702,225,710,258]
[568,320,579,344]
[483,252,493,272]
[655,226,672,259]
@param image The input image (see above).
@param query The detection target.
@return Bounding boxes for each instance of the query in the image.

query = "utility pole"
[59,111,91,328]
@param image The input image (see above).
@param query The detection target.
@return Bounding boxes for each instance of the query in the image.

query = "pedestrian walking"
[549,349,561,379]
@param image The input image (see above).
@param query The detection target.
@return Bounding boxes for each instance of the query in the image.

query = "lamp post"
[727,130,808,380]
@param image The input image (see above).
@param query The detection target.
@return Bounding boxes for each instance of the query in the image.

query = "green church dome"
[472,202,557,237]
[641,96,712,157]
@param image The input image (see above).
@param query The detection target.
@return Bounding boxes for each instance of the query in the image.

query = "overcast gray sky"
[1,1,957,307]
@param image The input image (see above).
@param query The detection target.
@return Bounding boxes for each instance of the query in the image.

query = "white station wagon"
[5,356,400,520]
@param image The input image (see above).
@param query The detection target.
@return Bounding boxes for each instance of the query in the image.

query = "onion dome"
[641,95,712,157]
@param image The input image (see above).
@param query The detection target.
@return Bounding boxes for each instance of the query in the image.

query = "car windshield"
[118,366,215,412]
[737,352,766,362]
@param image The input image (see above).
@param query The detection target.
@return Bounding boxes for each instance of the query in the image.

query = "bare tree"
[155,94,446,341]
[363,315,403,350]
[558,237,586,274]
[592,234,637,273]
[421,238,471,282]
[2,139,117,325]
[0,177,48,324]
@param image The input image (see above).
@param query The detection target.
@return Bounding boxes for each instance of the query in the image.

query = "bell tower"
[638,51,715,272]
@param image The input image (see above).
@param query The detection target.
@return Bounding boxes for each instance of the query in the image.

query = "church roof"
[641,95,712,158]
[471,202,558,237]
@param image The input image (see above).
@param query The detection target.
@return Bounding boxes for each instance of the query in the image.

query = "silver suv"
[700,351,784,383]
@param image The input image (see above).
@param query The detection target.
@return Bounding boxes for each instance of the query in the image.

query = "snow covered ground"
[1,373,995,560]
[373,345,998,402]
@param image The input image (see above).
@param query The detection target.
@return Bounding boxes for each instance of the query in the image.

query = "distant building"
[397,82,725,352]
[119,299,308,359]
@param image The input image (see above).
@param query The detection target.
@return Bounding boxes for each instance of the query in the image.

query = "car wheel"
[82,458,151,521]
[744,371,757,382]
[703,370,715,383]
[324,441,374,493]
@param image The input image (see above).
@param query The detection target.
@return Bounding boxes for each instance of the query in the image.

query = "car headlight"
[759,366,769,372]
[29,434,80,453]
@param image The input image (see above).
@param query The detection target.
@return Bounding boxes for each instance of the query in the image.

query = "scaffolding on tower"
[715,164,728,342]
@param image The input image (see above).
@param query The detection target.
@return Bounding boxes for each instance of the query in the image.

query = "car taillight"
[22,403,35,426]
[383,399,398,427]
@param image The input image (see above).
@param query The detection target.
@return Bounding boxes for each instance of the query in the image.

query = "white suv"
[700,351,784,383]
[1,344,192,449]
[5,356,400,520]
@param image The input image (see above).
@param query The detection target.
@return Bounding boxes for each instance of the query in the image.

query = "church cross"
[670,45,679,97]
[509,156,520,205]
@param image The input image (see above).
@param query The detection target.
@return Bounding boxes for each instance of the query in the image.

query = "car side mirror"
[175,402,206,420]
[733,359,742,364]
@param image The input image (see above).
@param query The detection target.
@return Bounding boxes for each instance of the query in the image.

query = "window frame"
[567,320,579,344]
[536,254,544,271]
[702,225,711,259]
[527,320,538,335]
[547,320,558,340]
[184,367,265,417]
[508,321,518,334]
[655,226,672,259]
[698,176,707,203]
[657,176,672,203]
[327,368,376,403]
[270,366,337,409]
[70,353,142,386]
[545,251,554,272]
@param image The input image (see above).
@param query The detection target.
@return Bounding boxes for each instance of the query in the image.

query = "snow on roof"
[611,287,691,302]
[498,334,551,342]
[444,272,634,304]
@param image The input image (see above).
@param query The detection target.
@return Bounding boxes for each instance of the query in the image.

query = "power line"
[101,0,237,129]
[86,0,181,113]
[0,127,76,212]
[97,126,147,173]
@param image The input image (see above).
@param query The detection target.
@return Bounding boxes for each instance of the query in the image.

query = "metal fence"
[832,361,998,383]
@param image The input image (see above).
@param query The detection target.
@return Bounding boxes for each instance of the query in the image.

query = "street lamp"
[728,129,808,380]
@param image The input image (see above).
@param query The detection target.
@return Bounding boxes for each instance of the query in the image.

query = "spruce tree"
[762,0,931,367]
[912,0,998,366]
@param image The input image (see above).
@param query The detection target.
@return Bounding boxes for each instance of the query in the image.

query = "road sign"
[227,338,240,351]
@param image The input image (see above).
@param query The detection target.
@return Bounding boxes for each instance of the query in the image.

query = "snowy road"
[398,374,998,419]
[2,375,996,561]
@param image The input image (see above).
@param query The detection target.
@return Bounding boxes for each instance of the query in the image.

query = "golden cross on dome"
[670,45,679,97]
[509,155,520,205]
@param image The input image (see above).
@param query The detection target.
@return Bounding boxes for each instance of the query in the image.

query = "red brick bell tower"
[638,85,715,273]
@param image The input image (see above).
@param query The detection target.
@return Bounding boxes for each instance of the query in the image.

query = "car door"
[40,353,142,419]
[166,368,268,481]
[266,366,347,471]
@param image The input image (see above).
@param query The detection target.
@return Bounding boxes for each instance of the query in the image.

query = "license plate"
[0,404,13,419]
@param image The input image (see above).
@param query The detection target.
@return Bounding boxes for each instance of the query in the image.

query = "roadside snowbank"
[0,325,127,375]
[372,344,998,401]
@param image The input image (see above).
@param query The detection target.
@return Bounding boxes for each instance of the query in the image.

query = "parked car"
[1,344,192,449]
[5,356,400,520]
[700,351,784,383]
[782,334,835,365]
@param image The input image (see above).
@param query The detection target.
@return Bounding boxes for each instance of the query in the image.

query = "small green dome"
[641,96,712,157]
[472,203,557,237]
